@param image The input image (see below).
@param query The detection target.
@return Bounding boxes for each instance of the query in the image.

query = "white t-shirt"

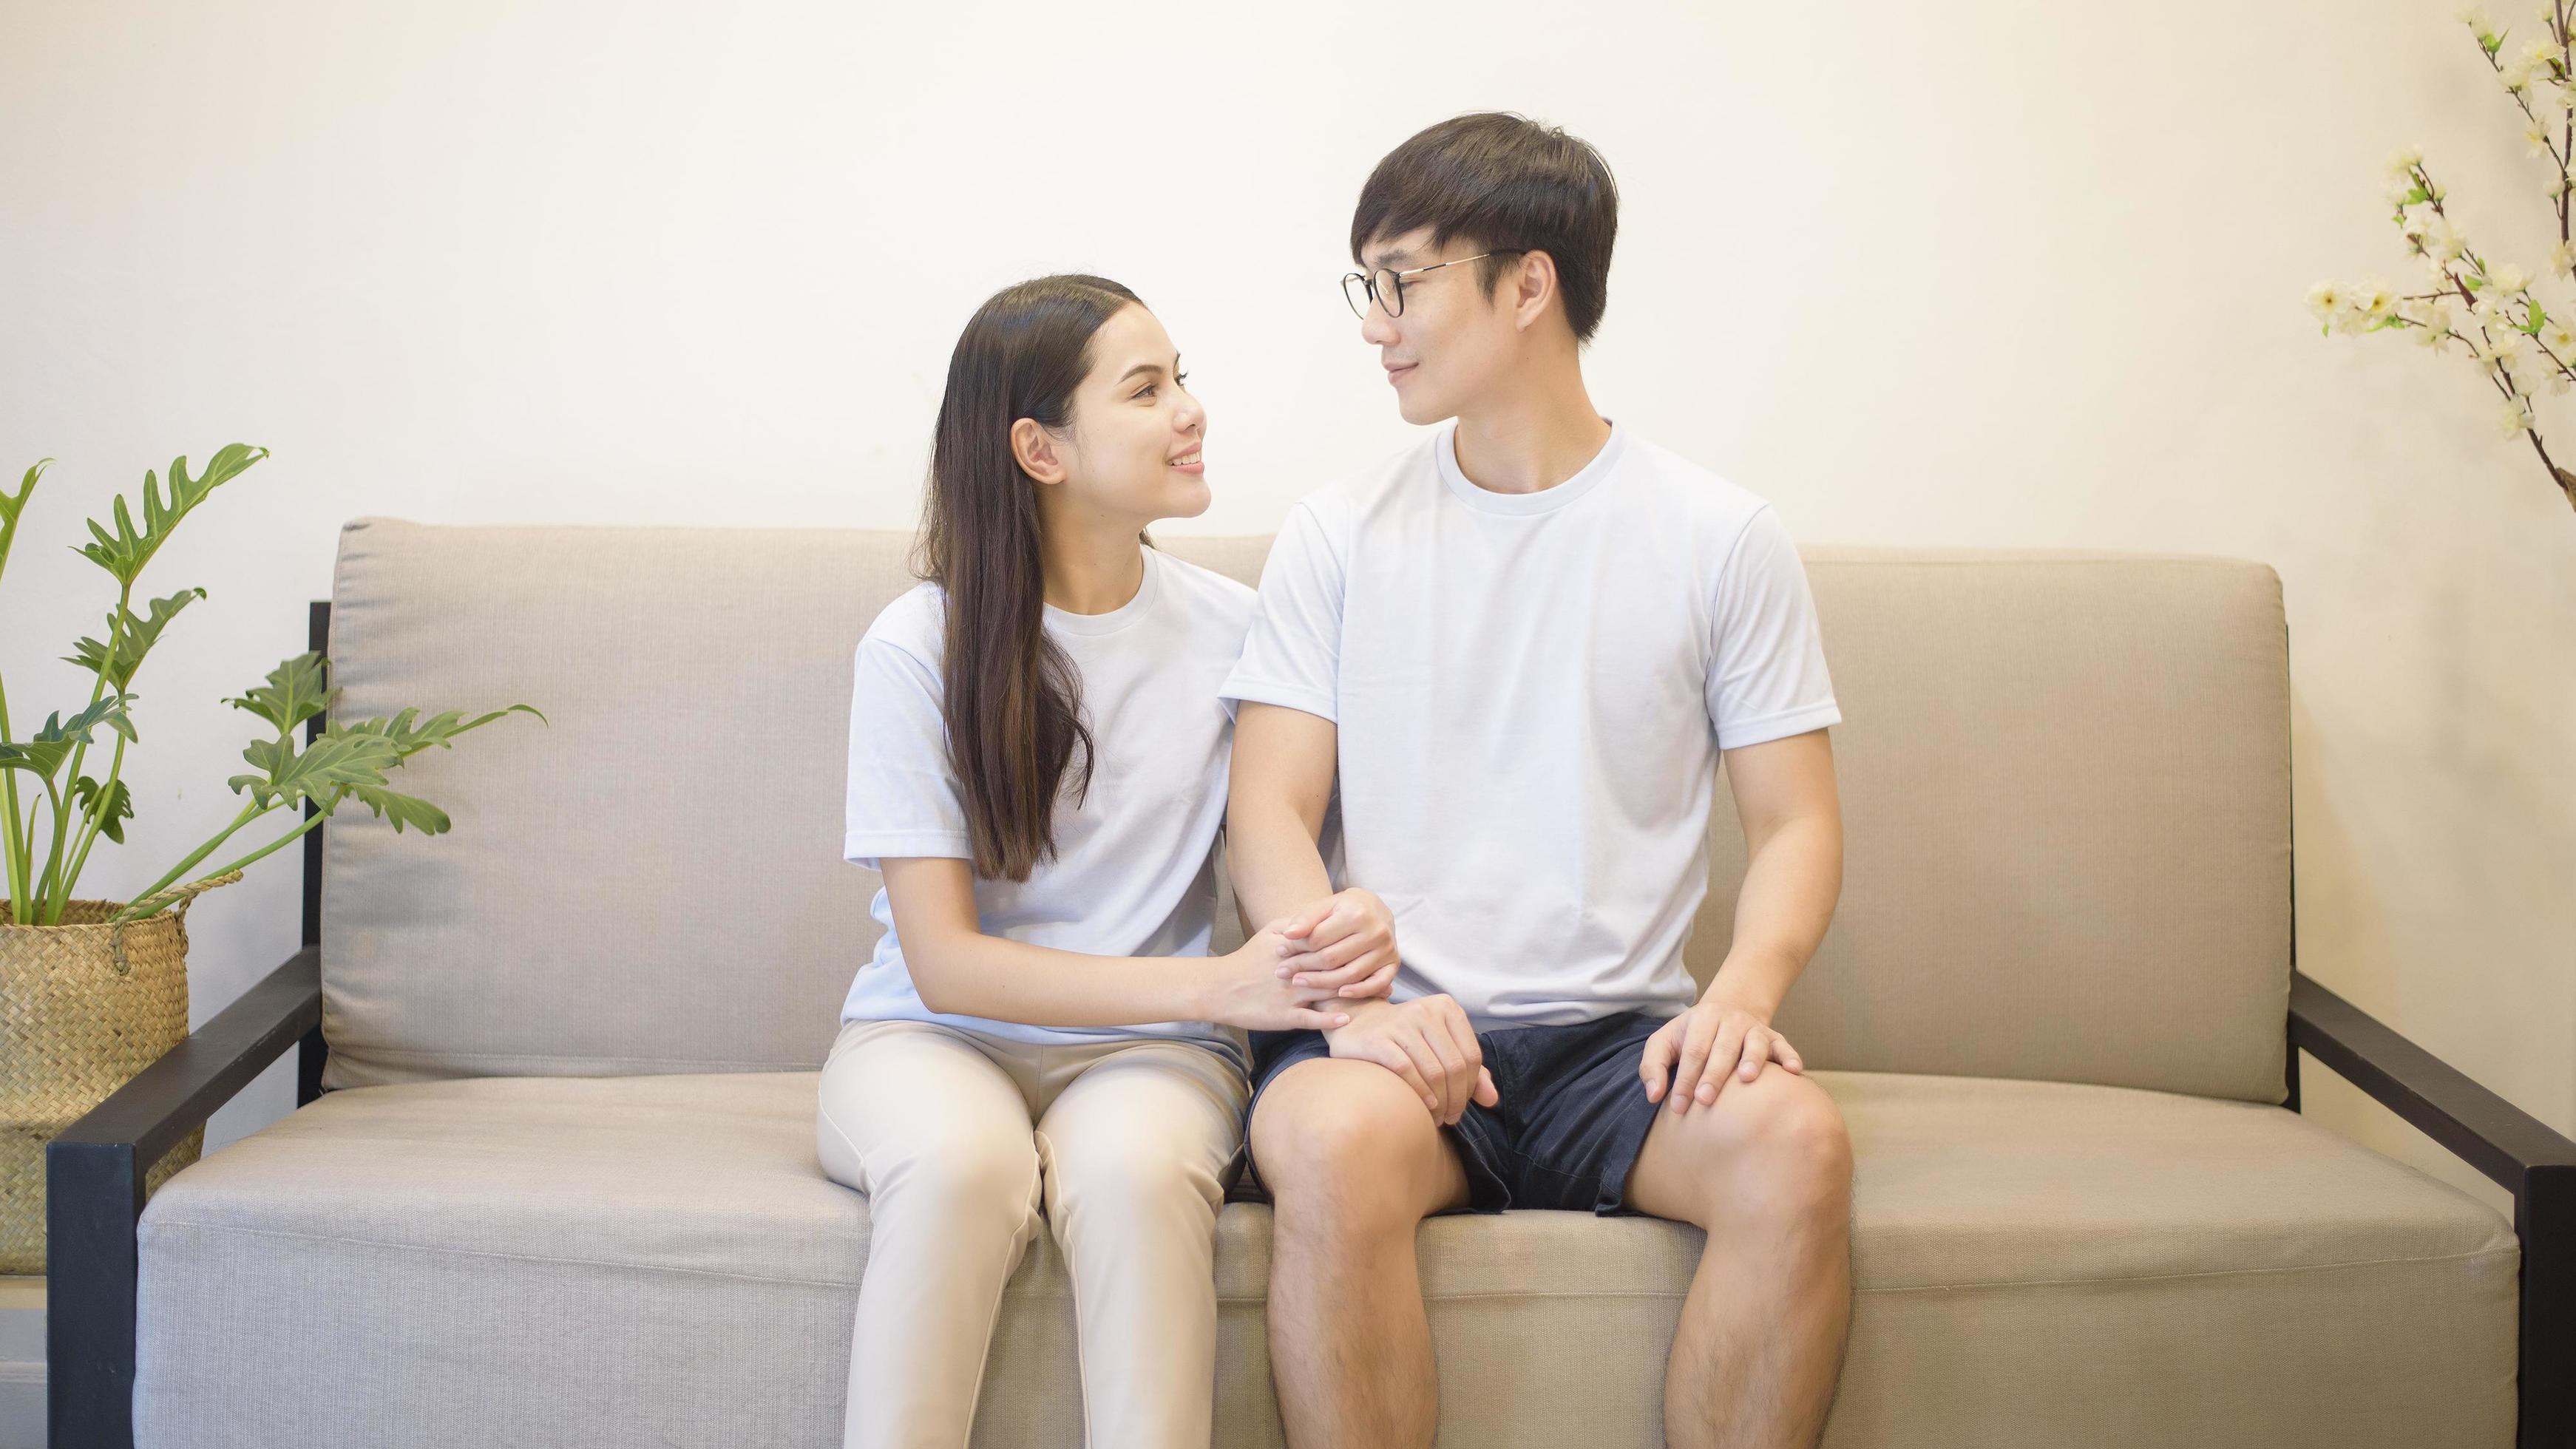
[841,544,1255,1070]
[1218,418,1840,1028]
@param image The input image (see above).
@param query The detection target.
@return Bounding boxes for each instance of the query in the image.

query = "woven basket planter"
[0,870,242,1274]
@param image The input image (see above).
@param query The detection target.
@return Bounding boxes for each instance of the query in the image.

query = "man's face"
[1354,226,1517,427]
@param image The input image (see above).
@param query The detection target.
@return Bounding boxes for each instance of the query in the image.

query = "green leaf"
[67,774,134,844]
[226,730,403,812]
[0,695,138,782]
[0,458,47,588]
[62,587,207,690]
[342,781,450,834]
[223,651,336,736]
[2404,186,2430,204]
[331,702,548,761]
[75,443,267,588]
[0,458,44,531]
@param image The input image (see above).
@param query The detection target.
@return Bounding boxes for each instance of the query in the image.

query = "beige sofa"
[48,518,2572,1447]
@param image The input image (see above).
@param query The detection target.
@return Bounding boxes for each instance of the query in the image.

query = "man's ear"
[1510,249,1561,334]
[1011,417,1068,486]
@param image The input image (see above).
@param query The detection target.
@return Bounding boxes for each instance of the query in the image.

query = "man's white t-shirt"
[1218,418,1840,1029]
[841,544,1254,1070]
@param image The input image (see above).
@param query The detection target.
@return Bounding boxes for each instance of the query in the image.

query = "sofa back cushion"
[319,521,2287,1102]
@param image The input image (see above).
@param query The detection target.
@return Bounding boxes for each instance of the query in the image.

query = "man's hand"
[1274,887,1400,999]
[1639,990,1806,1114]
[1323,995,1499,1125]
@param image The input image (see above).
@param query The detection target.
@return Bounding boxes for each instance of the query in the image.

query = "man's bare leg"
[1622,1065,1854,1449]
[1249,1056,1474,1448]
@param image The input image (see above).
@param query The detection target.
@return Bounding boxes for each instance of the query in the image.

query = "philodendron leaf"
[0,458,44,529]
[77,443,268,588]
[223,651,336,736]
[67,773,135,844]
[0,458,48,588]
[342,781,450,834]
[333,702,549,759]
[0,695,138,781]
[226,730,403,812]
[64,587,208,690]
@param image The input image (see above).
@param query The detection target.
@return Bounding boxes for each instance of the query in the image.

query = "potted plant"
[0,444,540,1272]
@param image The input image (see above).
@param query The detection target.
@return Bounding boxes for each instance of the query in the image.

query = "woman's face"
[1037,303,1209,526]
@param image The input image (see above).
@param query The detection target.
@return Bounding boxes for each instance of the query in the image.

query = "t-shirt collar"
[1435,415,1626,517]
[1042,543,1165,637]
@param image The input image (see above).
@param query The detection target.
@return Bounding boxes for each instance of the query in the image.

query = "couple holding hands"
[818,112,1855,1449]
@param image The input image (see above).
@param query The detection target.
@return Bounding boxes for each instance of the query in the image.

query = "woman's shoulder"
[1151,546,1258,617]
[858,580,948,663]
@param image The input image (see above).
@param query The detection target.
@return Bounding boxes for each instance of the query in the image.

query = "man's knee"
[1251,1059,1457,1232]
[1656,1070,1852,1226]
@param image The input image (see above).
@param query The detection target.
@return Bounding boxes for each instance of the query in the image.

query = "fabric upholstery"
[134,1068,2514,1448]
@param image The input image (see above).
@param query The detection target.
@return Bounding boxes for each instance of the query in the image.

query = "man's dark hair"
[1349,112,1620,343]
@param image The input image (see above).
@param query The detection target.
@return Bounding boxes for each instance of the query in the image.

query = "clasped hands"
[1243,887,1806,1127]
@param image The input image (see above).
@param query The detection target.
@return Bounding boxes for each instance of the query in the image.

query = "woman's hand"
[1273,888,1401,999]
[1201,925,1359,1031]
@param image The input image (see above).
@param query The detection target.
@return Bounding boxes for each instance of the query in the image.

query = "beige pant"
[815,1018,1250,1449]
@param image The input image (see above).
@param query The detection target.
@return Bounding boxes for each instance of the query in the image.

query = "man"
[1221,112,1855,1449]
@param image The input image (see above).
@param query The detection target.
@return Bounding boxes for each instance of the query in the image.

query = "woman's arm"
[878,855,1359,1031]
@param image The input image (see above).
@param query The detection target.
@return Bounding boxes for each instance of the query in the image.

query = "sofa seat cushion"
[134,1068,2517,1448]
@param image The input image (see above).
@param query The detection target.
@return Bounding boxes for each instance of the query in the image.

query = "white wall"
[1,0,2567,1213]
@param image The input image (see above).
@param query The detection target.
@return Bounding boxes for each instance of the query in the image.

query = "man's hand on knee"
[1321,994,1498,1124]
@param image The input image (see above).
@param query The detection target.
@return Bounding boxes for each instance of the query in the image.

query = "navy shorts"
[1237,1009,1675,1216]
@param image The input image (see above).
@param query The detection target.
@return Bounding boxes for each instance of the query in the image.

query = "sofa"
[47,517,2575,1448]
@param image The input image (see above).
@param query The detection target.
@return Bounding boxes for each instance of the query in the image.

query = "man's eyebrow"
[1362,247,1417,269]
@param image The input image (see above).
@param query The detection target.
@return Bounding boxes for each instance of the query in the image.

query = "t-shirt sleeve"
[844,634,975,871]
[1706,506,1843,750]
[1218,499,1344,723]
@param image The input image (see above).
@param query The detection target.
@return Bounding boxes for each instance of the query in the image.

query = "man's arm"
[1224,702,1340,930]
[1227,700,1495,1122]
[1639,727,1845,1111]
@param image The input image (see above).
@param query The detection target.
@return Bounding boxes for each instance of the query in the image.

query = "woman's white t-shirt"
[840,545,1255,1070]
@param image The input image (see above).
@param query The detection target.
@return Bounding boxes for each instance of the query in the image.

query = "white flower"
[2503,53,2538,90]
[2543,319,2576,352]
[2552,240,2576,276]
[2494,262,2532,292]
[2522,38,2558,71]
[2552,369,2574,395]
[2402,207,2436,240]
[2389,143,2427,177]
[2424,215,2467,261]
[2306,279,2349,320]
[2462,4,2495,35]
[2498,398,2535,435]
[2354,276,2399,322]
[2413,304,2456,347]
[2528,121,2554,156]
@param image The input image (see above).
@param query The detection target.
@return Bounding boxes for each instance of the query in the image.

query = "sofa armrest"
[2289,968,2575,1449]
[47,943,323,1449]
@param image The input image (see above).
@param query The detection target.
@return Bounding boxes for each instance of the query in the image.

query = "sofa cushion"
[133,1068,2513,1448]
[320,521,2292,1102]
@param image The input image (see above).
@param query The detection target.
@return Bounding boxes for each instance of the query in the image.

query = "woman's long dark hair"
[916,274,1144,882]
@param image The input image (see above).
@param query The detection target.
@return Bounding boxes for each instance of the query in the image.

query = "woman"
[818,274,1393,1448]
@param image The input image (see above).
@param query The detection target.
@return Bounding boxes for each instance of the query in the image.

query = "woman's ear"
[1011,417,1068,486]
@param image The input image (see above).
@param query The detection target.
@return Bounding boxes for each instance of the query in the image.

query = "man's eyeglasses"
[1340,250,1528,320]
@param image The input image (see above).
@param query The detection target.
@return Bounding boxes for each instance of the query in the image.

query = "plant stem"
[117,808,321,923]
[61,730,126,900]
[0,670,27,920]
[121,798,269,915]
[43,580,132,920]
